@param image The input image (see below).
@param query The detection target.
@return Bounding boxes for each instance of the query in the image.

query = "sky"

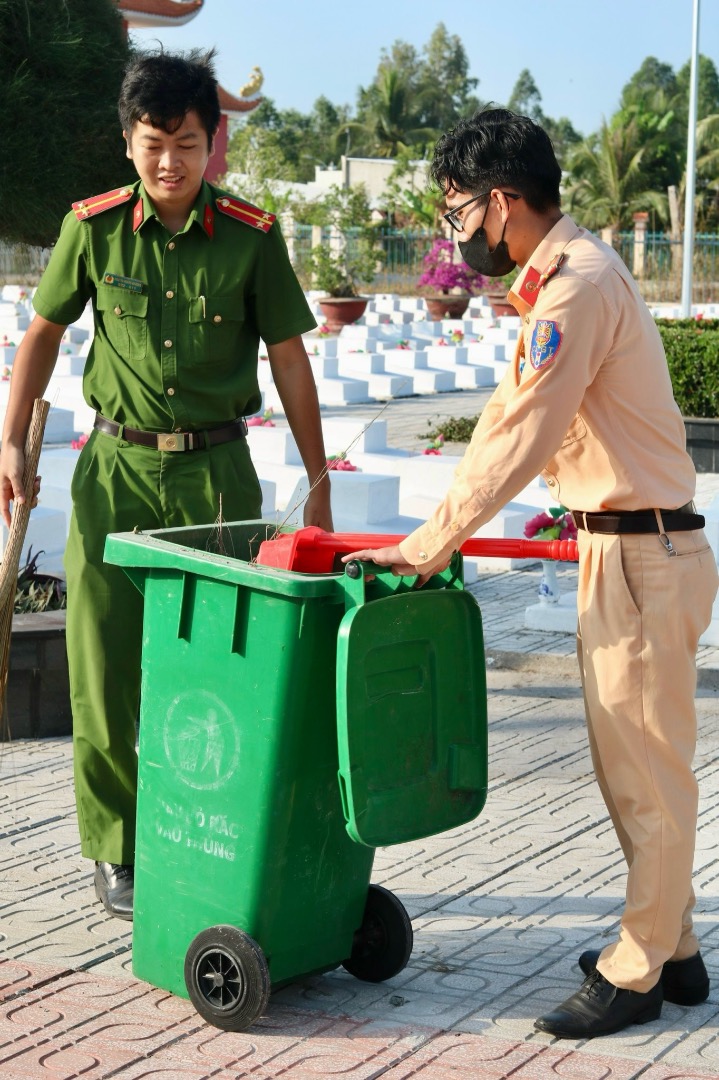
[130,0,718,139]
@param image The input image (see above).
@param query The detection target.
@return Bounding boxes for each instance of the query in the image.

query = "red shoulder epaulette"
[72,186,134,221]
[215,196,275,233]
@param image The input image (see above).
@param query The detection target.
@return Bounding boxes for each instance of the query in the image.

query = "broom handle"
[0,399,51,608]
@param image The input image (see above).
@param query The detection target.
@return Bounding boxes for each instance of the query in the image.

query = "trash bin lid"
[336,588,487,848]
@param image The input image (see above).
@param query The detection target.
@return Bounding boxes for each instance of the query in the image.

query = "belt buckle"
[157,432,186,452]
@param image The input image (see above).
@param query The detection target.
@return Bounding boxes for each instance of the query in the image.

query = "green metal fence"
[292,224,719,304]
[291,225,436,295]
[613,232,719,304]
[3,229,718,305]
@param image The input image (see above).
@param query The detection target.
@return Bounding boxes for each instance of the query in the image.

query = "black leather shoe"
[579,948,709,1006]
[94,862,134,921]
[534,971,662,1039]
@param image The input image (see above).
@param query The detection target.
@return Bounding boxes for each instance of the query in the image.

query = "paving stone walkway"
[2,390,719,1079]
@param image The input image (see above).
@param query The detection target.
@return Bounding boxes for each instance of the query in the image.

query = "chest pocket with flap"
[188,296,245,366]
[96,285,148,363]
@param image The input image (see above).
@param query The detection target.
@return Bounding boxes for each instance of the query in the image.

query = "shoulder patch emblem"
[530,320,563,370]
[215,196,275,233]
[72,186,134,221]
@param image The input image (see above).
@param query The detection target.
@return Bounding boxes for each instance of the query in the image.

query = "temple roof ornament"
[117,0,203,28]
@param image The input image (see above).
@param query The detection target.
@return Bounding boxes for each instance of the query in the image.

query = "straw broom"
[0,399,50,736]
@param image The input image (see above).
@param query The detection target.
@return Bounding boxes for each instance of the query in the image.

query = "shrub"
[656,318,719,419]
[423,415,479,443]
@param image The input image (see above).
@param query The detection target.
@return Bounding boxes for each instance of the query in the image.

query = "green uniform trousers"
[64,429,262,864]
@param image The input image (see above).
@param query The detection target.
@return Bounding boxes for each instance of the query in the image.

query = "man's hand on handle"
[341,544,448,587]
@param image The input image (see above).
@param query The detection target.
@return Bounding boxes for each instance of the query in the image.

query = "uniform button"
[114,305,122,315]
[168,241,176,250]
[451,521,460,531]
[547,479,555,487]
[524,315,530,324]
[167,387,175,396]
[418,551,428,561]
[164,339,173,348]
[213,314,222,323]
[166,290,174,299]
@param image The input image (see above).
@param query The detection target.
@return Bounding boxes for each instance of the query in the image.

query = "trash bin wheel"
[342,883,413,983]
[184,925,270,1031]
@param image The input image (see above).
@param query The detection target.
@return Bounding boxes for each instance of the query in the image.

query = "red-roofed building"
[117,0,261,180]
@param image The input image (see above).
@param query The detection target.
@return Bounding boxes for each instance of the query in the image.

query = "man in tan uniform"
[345,109,719,1039]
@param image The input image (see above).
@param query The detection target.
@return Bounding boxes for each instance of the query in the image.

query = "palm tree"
[344,66,438,159]
[688,112,719,228]
[564,118,668,232]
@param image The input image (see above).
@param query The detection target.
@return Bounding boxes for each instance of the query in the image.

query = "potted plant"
[306,184,384,332]
[6,547,70,739]
[417,238,486,320]
[483,268,521,318]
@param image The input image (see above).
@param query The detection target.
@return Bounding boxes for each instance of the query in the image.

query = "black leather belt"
[572,503,704,534]
[93,413,248,452]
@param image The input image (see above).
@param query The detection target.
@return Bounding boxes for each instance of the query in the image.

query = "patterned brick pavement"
[2,389,719,1077]
[2,658,719,1079]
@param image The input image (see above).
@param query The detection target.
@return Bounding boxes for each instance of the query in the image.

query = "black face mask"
[458,219,516,278]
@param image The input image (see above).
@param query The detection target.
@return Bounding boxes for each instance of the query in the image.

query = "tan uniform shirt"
[399,214,695,574]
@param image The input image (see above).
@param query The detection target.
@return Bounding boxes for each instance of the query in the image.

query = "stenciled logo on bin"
[163,691,239,790]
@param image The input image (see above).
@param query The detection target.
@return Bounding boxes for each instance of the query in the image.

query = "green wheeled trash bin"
[104,521,487,1031]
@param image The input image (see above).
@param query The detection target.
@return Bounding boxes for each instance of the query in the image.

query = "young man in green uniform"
[0,50,332,920]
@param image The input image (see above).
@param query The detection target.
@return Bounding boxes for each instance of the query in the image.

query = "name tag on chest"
[103,272,144,294]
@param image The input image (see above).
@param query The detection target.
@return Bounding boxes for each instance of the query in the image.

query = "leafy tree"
[564,117,668,231]
[505,69,581,168]
[418,23,480,130]
[378,147,442,230]
[239,95,350,182]
[675,54,719,121]
[507,69,544,122]
[354,23,479,155]
[0,0,131,247]
[616,56,683,193]
[543,115,583,169]
[223,126,298,214]
[621,56,678,106]
[240,97,314,179]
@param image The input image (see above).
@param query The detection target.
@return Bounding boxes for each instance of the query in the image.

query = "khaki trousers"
[65,430,262,865]
[576,525,718,992]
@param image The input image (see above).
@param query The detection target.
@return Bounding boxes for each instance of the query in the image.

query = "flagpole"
[681,0,701,316]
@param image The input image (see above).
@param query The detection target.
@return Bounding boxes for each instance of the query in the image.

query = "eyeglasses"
[443,190,521,233]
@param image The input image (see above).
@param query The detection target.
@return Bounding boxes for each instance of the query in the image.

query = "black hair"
[118,48,220,146]
[430,107,562,212]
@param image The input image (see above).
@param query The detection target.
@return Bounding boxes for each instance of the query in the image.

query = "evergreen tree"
[0,0,131,247]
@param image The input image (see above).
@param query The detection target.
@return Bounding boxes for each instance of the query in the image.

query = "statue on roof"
[239,66,263,98]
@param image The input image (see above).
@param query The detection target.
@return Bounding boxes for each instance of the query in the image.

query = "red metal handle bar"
[256,526,578,572]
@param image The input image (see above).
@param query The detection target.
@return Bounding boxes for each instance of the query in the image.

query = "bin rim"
[104,523,347,600]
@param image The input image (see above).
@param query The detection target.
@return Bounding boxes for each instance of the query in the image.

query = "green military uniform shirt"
[33,179,316,431]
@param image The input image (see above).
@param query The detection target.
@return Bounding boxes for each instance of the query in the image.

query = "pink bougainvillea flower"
[524,511,555,538]
[71,433,89,450]
[326,455,358,472]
